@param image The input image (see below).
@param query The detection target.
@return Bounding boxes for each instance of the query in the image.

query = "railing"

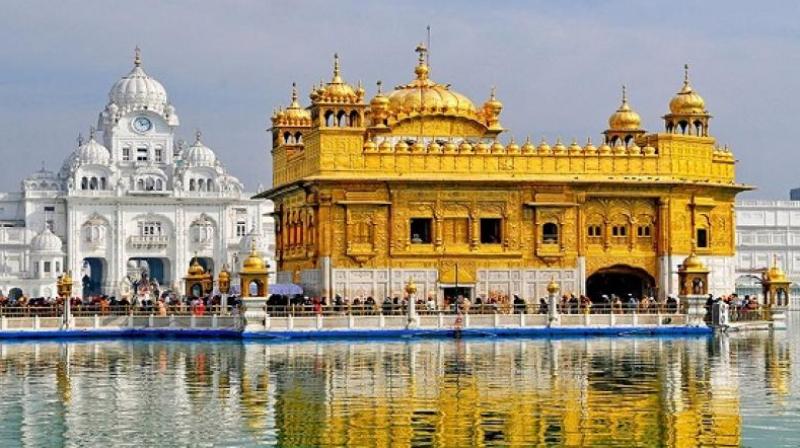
[726,305,771,323]
[0,304,234,318]
[128,235,170,249]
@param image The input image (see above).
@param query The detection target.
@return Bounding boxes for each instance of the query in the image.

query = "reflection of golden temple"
[258,46,749,302]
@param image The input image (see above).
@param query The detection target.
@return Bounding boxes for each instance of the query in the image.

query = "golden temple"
[257,45,750,301]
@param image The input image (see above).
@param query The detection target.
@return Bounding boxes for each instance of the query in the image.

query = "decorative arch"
[586,264,656,301]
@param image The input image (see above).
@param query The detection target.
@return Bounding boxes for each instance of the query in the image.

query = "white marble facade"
[735,200,800,297]
[0,49,274,299]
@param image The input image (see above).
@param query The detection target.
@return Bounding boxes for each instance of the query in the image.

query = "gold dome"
[272,83,311,128]
[537,139,551,154]
[680,252,707,272]
[608,85,642,130]
[584,137,597,154]
[669,64,706,115]
[568,139,582,154]
[443,140,458,152]
[382,44,480,123]
[311,53,362,104]
[490,139,505,153]
[218,267,230,282]
[553,138,566,155]
[187,258,205,276]
[521,137,535,153]
[242,246,267,272]
[379,139,393,152]
[506,138,520,154]
[363,139,378,152]
[765,257,789,283]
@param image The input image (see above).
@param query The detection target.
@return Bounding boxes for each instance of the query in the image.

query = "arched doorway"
[82,258,106,296]
[586,265,656,301]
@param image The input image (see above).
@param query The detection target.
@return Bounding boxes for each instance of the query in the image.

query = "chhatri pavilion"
[256,44,750,302]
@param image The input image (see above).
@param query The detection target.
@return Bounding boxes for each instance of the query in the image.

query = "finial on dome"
[490,85,497,100]
[684,63,690,86]
[88,126,96,141]
[290,82,298,104]
[332,53,341,82]
[194,129,202,144]
[415,42,427,64]
[622,84,628,104]
[134,46,142,67]
[376,80,383,94]
[77,132,84,147]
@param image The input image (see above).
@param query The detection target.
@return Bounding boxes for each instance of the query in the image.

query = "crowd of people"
[0,291,243,317]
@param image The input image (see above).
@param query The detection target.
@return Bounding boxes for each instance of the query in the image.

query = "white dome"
[30,227,63,253]
[181,133,216,166]
[108,49,168,112]
[239,227,264,253]
[77,136,110,165]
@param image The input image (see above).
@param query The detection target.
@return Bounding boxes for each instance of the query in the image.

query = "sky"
[1,0,799,199]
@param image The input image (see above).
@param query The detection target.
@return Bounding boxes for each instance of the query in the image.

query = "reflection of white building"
[735,200,800,298]
[0,49,274,298]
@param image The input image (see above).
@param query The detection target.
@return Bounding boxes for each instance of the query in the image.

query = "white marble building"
[735,200,800,297]
[0,49,274,299]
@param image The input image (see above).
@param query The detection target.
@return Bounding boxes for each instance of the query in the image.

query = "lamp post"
[405,277,418,329]
[218,265,231,315]
[57,271,73,329]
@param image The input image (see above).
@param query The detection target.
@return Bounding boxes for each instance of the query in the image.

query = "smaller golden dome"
[669,64,706,115]
[553,138,566,155]
[643,145,656,155]
[395,140,409,152]
[491,139,505,153]
[629,143,642,155]
[680,252,707,272]
[598,142,612,155]
[475,141,491,154]
[537,139,551,154]
[443,140,458,153]
[404,277,417,295]
[568,139,582,154]
[370,80,389,108]
[313,53,362,104]
[242,246,267,272]
[411,140,426,153]
[428,141,442,153]
[613,141,627,155]
[459,141,473,153]
[278,83,311,125]
[546,278,560,295]
[521,137,536,154]
[188,258,205,276]
[218,268,230,282]
[765,257,789,283]
[584,137,597,154]
[363,139,377,152]
[507,138,520,154]
[379,139,393,152]
[608,85,642,130]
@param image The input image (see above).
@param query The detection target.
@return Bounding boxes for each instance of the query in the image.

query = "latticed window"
[637,225,652,238]
[587,225,602,244]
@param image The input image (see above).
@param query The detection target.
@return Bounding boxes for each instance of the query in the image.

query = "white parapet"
[241,296,268,332]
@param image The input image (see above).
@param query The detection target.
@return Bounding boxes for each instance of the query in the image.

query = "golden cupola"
[310,53,363,105]
[482,87,503,131]
[371,44,500,138]
[368,80,390,127]
[664,64,711,136]
[242,245,267,273]
[272,83,312,127]
[604,85,645,145]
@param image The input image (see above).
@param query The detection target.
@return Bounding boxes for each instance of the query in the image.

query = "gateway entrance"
[586,265,655,301]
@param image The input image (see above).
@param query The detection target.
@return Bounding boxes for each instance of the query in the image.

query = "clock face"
[132,116,153,133]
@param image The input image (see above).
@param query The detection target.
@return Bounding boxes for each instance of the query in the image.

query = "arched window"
[137,179,145,190]
[207,178,213,192]
[283,131,291,144]
[100,177,107,190]
[349,110,360,127]
[678,120,689,134]
[198,179,205,191]
[324,110,334,127]
[89,177,98,190]
[542,223,559,244]
[145,177,155,191]
[81,177,88,190]
[337,110,347,127]
[155,179,163,191]
[189,179,196,191]
[295,132,303,144]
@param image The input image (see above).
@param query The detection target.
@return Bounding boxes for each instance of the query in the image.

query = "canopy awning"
[269,283,303,295]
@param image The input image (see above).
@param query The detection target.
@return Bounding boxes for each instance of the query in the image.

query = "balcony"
[128,235,170,250]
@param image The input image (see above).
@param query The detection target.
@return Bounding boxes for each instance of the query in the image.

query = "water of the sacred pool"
[0,320,797,447]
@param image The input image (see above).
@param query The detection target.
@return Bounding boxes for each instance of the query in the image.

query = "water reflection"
[0,327,795,447]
